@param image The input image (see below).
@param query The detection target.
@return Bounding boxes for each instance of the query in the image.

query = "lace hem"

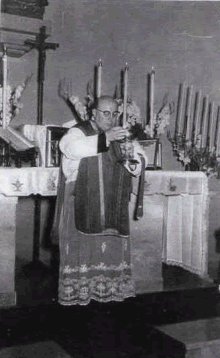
[58,274,135,306]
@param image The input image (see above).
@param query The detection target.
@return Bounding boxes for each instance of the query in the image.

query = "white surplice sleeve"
[59,127,99,182]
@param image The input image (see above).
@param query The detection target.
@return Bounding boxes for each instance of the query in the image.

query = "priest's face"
[93,97,119,132]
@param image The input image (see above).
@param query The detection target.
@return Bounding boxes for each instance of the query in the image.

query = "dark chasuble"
[74,121,132,237]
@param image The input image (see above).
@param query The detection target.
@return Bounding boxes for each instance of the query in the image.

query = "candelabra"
[168,131,220,178]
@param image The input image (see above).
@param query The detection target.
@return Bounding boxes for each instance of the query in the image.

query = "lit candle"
[122,63,129,129]
[150,67,155,138]
[208,102,215,152]
[177,82,186,136]
[201,96,209,148]
[193,90,202,143]
[185,85,193,141]
[97,59,102,98]
[2,46,7,129]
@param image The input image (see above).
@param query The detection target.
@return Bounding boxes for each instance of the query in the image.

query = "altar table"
[0,168,209,307]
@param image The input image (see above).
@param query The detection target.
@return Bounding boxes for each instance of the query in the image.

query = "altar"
[0,168,210,307]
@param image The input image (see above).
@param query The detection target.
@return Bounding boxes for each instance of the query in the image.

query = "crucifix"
[25,26,59,124]
[24,27,59,269]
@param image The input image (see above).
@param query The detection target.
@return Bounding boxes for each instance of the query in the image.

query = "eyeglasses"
[96,108,120,119]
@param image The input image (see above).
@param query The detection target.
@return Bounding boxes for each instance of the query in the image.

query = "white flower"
[118,100,141,127]
[155,103,171,136]
[0,76,31,127]
[178,150,191,165]
[144,125,152,136]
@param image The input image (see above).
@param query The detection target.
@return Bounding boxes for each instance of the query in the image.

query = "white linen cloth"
[140,170,209,278]
[0,168,209,278]
[19,124,62,167]
[0,167,59,196]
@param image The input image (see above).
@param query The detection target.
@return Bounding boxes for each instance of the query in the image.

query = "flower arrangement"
[145,94,174,139]
[0,74,32,127]
[168,132,220,178]
[59,79,173,142]
[59,78,144,133]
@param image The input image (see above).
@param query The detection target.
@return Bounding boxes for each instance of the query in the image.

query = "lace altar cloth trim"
[161,173,209,278]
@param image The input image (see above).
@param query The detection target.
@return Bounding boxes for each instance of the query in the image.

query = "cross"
[24,27,59,269]
[25,26,59,125]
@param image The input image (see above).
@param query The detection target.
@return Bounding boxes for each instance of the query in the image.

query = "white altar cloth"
[0,167,59,197]
[0,168,209,307]
[140,171,209,278]
[0,168,209,278]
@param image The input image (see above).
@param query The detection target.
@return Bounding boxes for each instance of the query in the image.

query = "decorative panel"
[1,0,48,20]
[0,13,51,57]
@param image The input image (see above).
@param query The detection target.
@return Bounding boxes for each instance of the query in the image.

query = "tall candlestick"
[206,103,212,149]
[2,46,7,129]
[175,82,184,138]
[216,126,220,156]
[214,106,220,152]
[150,67,155,138]
[201,96,209,148]
[193,90,202,143]
[122,63,129,128]
[208,102,215,152]
[215,106,220,155]
[216,112,220,157]
[185,85,193,141]
[177,82,186,136]
[97,59,102,98]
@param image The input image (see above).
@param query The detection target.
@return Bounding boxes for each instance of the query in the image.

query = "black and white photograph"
[1,1,220,357]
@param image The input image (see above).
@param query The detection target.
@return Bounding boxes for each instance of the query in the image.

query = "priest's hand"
[105,127,129,142]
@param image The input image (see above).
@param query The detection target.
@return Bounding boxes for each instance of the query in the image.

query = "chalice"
[119,133,139,171]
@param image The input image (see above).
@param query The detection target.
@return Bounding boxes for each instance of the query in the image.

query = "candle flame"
[98,59,102,66]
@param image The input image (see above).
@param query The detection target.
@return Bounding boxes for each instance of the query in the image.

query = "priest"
[52,94,148,306]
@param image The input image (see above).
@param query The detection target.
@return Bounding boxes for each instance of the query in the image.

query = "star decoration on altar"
[11,179,24,192]
[169,178,177,192]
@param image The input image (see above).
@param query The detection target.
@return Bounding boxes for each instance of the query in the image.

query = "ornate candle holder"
[168,131,220,178]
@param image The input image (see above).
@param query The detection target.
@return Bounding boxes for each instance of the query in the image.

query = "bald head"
[95,96,118,110]
[92,95,119,132]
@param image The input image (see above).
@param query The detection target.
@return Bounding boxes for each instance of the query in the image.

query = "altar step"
[152,317,220,357]
[15,263,220,324]
[0,341,72,358]
[134,283,219,326]
[0,284,219,356]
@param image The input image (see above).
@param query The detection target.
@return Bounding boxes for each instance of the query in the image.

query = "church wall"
[11,1,220,281]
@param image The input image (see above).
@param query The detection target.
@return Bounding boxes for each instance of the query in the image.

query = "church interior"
[1,1,220,357]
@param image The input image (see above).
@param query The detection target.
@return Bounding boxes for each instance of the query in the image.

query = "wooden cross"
[24,27,59,268]
[25,26,59,124]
